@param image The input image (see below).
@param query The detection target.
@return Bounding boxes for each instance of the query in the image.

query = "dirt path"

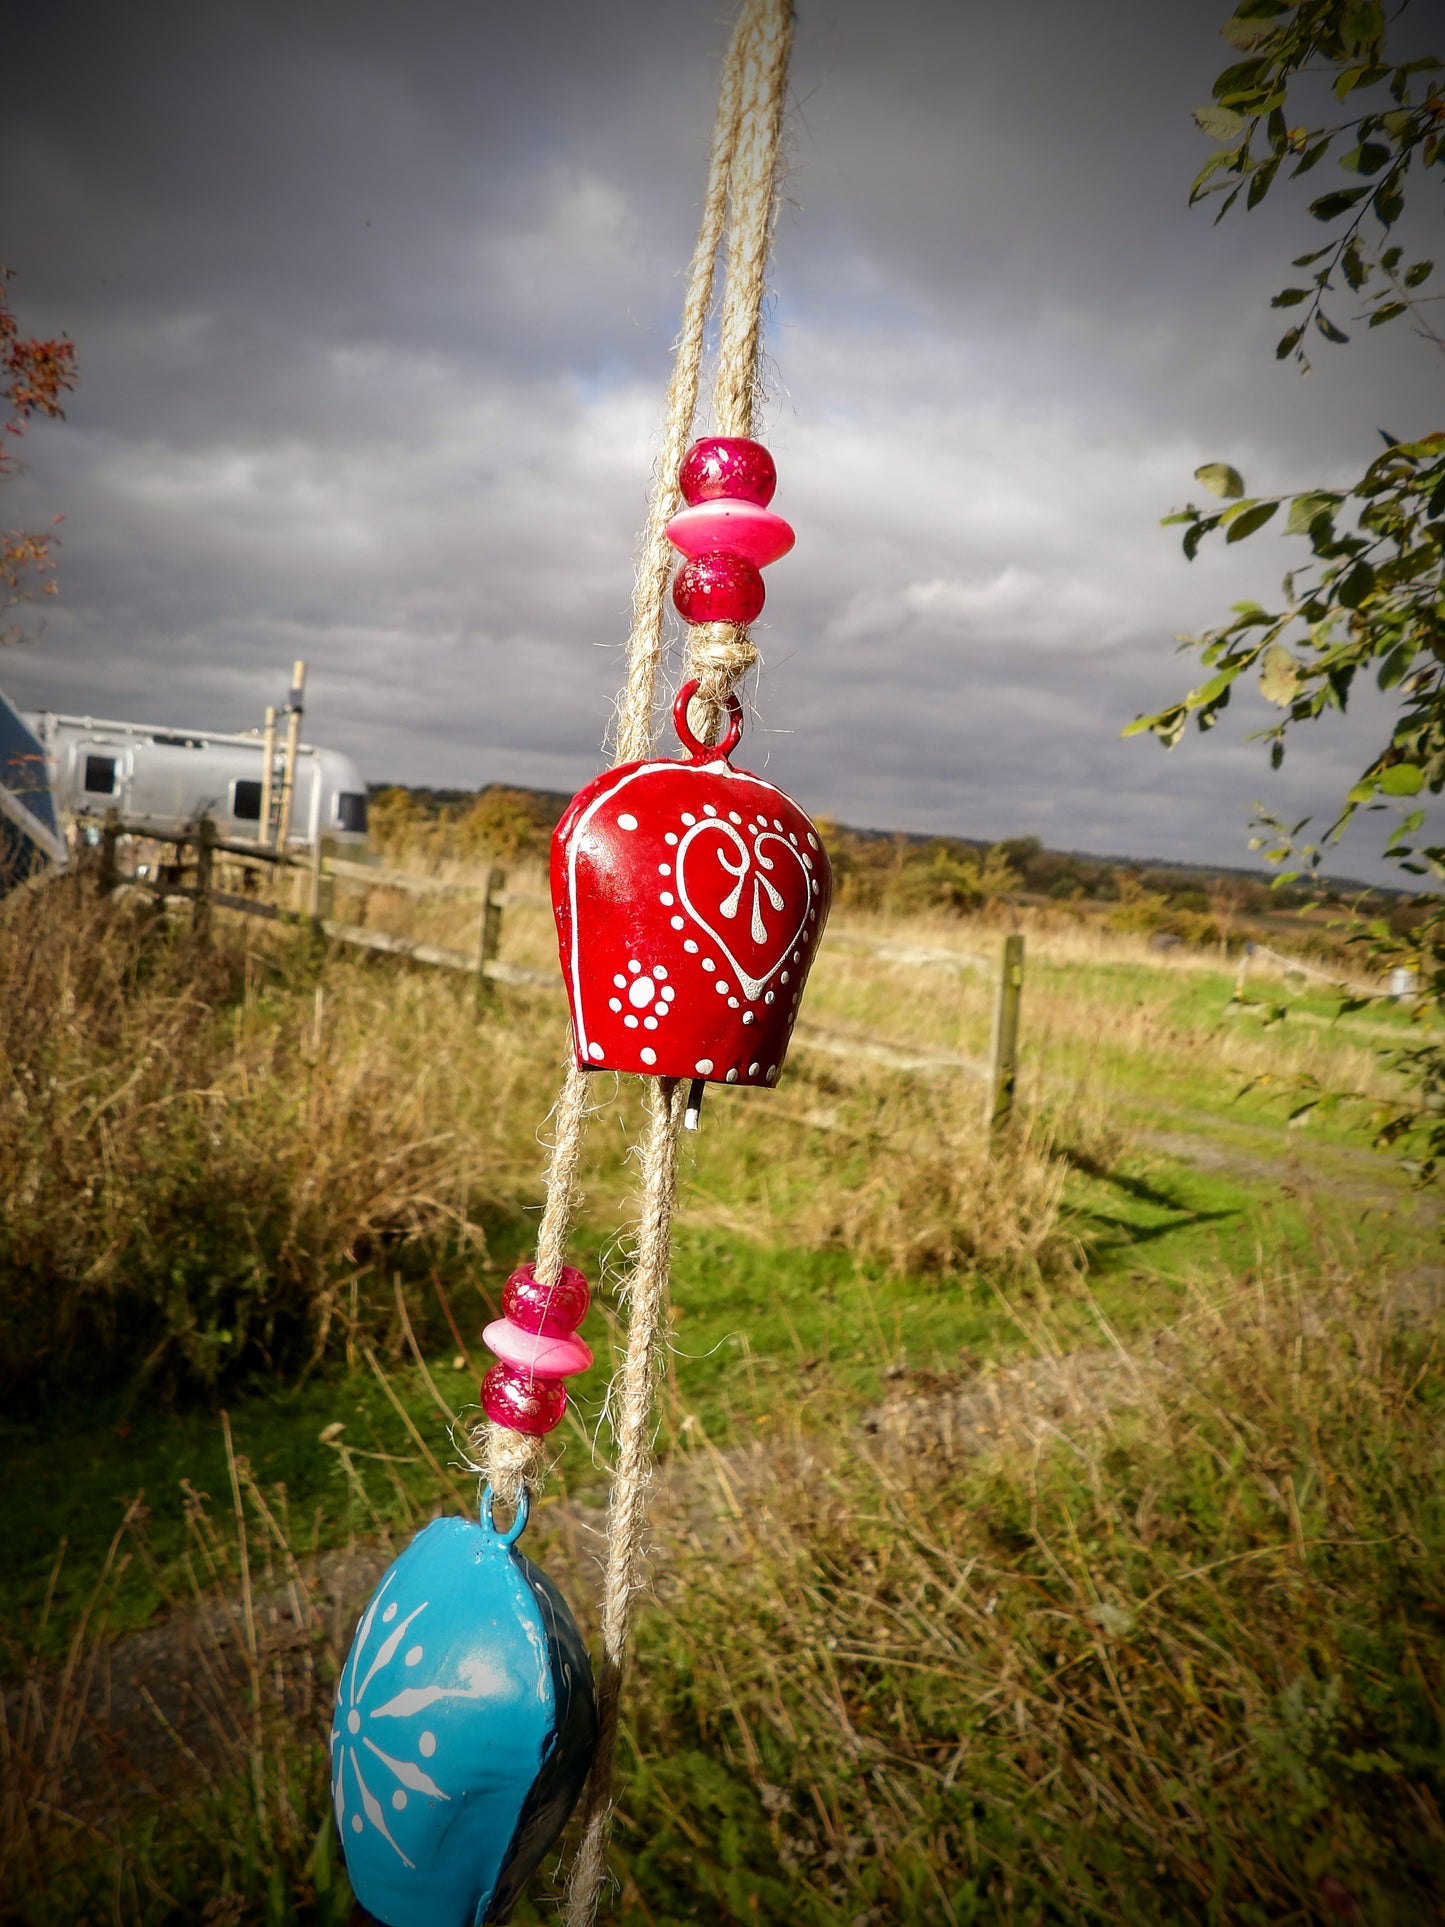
[16,1260,1439,1837]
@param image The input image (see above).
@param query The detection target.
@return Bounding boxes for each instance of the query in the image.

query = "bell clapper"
[684,1079,706,1132]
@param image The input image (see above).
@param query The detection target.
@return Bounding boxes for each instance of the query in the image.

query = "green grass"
[4,1126,1433,1661]
[4,902,1441,1923]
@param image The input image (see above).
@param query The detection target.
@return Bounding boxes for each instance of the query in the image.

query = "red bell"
[552,682,831,1088]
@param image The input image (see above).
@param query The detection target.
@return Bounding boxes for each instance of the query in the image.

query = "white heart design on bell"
[675,817,811,1001]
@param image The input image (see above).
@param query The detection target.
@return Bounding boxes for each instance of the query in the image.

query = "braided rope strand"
[473,2,758,1504]
[566,6,795,1918]
[562,1074,687,1923]
[684,0,793,737]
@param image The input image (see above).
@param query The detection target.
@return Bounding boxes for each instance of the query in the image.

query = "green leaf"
[1377,641,1415,690]
[1123,705,1187,744]
[1221,5,1286,50]
[1340,140,1391,174]
[1275,325,1304,359]
[1187,668,1239,709]
[1379,764,1424,796]
[1342,239,1368,290]
[1194,104,1247,141]
[1183,514,1223,560]
[1196,462,1246,499]
[1377,175,1404,226]
[1404,260,1434,288]
[1221,17,1268,48]
[1270,287,1310,307]
[1285,490,1341,534]
[1309,187,1370,221]
[1315,311,1350,343]
[1259,646,1301,706]
[1337,559,1375,607]
[1292,246,1331,266]
[1291,137,1333,178]
[1342,3,1384,49]
[1368,300,1407,325]
[1214,56,1271,102]
[1335,63,1388,99]
[1225,501,1280,542]
[1247,154,1281,207]
[1190,148,1241,201]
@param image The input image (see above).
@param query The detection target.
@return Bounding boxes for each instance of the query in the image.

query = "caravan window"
[83,755,117,796]
[336,792,368,833]
[232,779,263,821]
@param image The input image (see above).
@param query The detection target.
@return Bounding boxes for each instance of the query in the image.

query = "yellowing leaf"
[1259,646,1301,706]
[1195,462,1246,499]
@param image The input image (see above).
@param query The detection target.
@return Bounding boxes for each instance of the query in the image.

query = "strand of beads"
[481,1261,593,1438]
[665,436,794,625]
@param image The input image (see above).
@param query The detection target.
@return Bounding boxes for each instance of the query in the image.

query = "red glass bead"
[503,1261,591,1336]
[673,553,765,626]
[481,1362,568,1437]
[665,498,794,569]
[678,437,777,508]
[484,1318,593,1377]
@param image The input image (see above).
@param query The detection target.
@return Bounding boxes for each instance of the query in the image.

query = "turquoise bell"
[333,1489,596,1926]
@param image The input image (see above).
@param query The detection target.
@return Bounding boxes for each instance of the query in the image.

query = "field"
[2,858,1441,1925]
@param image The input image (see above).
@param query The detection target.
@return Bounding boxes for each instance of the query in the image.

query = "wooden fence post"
[193,817,214,939]
[1233,940,1253,1001]
[308,833,333,922]
[985,932,1025,1147]
[259,704,278,851]
[274,659,307,853]
[97,810,120,897]
[475,865,506,1008]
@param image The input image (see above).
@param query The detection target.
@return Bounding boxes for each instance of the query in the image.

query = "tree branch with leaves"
[2,268,77,642]
[1128,0,1444,1178]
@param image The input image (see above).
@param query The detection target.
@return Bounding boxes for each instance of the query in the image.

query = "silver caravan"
[27,710,369,849]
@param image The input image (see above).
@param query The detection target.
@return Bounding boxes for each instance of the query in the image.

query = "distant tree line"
[366,785,1415,951]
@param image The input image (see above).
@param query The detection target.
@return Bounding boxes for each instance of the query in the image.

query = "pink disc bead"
[503,1261,590,1336]
[673,553,766,625]
[483,1317,593,1379]
[679,437,777,507]
[481,1362,567,1437]
[665,498,795,570]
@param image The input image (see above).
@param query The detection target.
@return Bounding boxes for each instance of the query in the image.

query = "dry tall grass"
[5,1259,1438,1922]
[612,1261,1445,1922]
[4,871,1126,1407]
[0,880,536,1404]
[3,844,1411,1411]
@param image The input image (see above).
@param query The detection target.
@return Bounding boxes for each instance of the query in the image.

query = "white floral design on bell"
[551,680,831,1087]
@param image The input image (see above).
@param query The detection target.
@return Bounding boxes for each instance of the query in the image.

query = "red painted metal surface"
[552,682,831,1088]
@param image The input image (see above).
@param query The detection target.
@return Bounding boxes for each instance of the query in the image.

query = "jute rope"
[562,1073,688,1921]
[474,3,794,1917]
[685,0,793,739]
[566,11,793,1919]
[478,0,764,1507]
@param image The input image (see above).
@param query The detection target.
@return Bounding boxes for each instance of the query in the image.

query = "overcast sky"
[2,0,1436,879]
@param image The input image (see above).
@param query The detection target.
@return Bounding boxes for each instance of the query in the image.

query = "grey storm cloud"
[1,0,1436,880]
